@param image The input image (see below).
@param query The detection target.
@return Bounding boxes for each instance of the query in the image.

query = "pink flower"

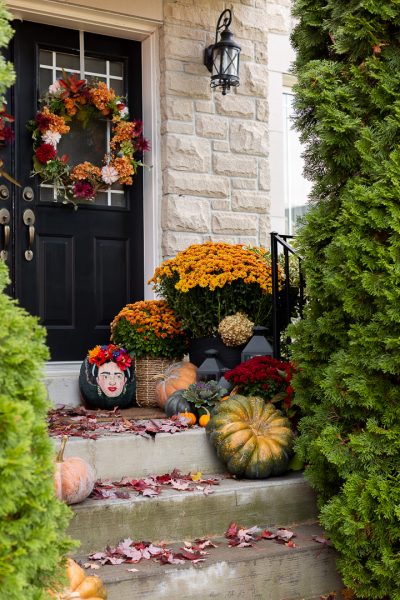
[41,129,61,148]
[48,80,63,95]
[101,164,119,185]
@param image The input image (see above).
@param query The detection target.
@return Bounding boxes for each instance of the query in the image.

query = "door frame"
[7,0,162,303]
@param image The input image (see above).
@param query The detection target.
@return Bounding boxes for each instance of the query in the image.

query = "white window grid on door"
[39,36,125,207]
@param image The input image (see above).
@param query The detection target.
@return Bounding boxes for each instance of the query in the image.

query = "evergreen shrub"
[289,1,400,598]
[0,262,75,598]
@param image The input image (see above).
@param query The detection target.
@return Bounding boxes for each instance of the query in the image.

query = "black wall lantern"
[204,9,241,95]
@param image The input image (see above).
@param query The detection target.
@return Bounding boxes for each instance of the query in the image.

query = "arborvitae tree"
[289,1,400,598]
[0,260,75,596]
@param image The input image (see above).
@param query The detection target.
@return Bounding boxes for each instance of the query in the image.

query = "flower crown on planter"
[28,71,150,206]
[111,299,188,360]
[87,344,132,371]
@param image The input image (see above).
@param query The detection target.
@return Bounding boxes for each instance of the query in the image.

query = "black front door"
[3,21,144,360]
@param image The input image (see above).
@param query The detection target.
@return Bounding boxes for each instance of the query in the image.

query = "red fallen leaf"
[170,479,192,491]
[89,552,107,560]
[155,473,172,485]
[225,522,238,539]
[237,541,253,548]
[260,530,276,539]
[158,553,185,565]
[285,540,296,548]
[142,488,159,497]
[101,556,125,565]
[276,528,296,542]
[115,491,130,499]
[192,539,218,550]
[313,535,332,546]
[237,526,260,543]
[174,550,205,561]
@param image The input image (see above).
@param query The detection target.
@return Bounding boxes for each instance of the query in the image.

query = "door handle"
[23,208,35,261]
[0,207,10,261]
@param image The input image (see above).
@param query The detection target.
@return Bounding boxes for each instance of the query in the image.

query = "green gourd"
[164,390,193,417]
[206,395,293,479]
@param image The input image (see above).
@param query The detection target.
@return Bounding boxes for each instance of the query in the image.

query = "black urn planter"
[188,337,244,370]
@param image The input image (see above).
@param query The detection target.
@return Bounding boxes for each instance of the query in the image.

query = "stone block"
[165,71,210,99]
[236,38,255,62]
[164,3,212,29]
[163,135,211,172]
[196,114,228,139]
[215,93,255,118]
[211,198,231,210]
[206,234,238,245]
[234,5,268,42]
[230,120,268,155]
[232,190,269,213]
[231,178,257,190]
[164,36,205,61]
[161,120,194,135]
[258,158,270,191]
[164,170,230,198]
[195,100,215,113]
[267,2,291,34]
[255,41,268,64]
[213,153,257,177]
[212,141,230,152]
[256,99,268,121]
[164,23,206,43]
[162,232,204,255]
[184,63,209,76]
[259,213,271,247]
[161,58,184,72]
[162,195,210,232]
[212,211,258,235]
[240,62,268,97]
[161,97,193,121]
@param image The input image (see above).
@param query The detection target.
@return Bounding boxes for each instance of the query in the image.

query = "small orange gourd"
[49,558,107,599]
[155,361,197,408]
[199,411,211,427]
[178,411,197,425]
[55,436,96,505]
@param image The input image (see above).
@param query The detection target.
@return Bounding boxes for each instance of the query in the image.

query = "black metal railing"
[271,232,305,359]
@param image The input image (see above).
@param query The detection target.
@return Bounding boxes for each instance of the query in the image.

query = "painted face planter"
[79,344,135,409]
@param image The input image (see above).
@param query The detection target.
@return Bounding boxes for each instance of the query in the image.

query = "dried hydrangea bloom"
[218,312,254,347]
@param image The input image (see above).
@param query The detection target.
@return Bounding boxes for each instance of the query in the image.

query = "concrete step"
[55,429,225,479]
[76,523,343,600]
[45,362,82,407]
[70,473,317,555]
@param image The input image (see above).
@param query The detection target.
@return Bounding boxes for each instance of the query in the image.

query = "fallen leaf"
[191,471,202,481]
[126,568,139,572]
[83,563,100,570]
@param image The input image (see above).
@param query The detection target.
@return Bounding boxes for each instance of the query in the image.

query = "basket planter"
[135,357,175,407]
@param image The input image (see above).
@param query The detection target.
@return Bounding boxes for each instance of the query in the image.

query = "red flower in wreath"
[35,143,57,163]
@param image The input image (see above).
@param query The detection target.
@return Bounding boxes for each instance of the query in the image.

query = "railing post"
[271,231,280,359]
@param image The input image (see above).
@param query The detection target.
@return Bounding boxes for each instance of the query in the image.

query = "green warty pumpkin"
[206,395,294,479]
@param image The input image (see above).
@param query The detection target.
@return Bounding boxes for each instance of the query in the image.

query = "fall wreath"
[29,72,149,206]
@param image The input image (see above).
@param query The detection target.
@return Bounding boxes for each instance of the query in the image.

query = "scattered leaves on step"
[88,537,215,567]
[320,594,336,600]
[89,470,221,501]
[47,406,191,438]
[226,523,297,548]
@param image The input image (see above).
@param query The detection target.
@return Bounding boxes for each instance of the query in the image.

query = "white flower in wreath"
[42,129,61,148]
[48,80,63,95]
[101,165,119,185]
[119,105,129,118]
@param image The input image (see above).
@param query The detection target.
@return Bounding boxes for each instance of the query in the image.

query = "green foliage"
[290,1,400,597]
[0,1,15,103]
[0,262,76,598]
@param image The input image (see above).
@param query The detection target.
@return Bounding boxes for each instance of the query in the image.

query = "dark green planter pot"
[79,358,136,410]
[188,336,244,370]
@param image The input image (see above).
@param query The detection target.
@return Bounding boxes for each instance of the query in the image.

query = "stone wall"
[160,0,270,258]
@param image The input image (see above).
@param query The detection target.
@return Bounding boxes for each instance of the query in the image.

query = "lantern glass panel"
[222,47,239,76]
[212,47,222,77]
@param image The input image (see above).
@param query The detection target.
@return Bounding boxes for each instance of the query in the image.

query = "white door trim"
[8,0,161,301]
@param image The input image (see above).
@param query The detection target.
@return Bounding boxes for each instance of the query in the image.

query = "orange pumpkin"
[155,361,197,408]
[198,410,211,427]
[55,436,96,505]
[49,558,107,599]
[178,411,197,425]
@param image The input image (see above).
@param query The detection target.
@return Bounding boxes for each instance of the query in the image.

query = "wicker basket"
[135,357,175,407]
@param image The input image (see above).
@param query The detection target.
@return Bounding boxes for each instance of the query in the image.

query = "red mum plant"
[225,356,297,419]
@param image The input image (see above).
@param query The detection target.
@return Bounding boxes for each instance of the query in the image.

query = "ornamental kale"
[182,380,227,410]
[225,356,296,417]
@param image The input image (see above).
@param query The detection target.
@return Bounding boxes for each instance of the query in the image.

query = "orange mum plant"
[111,299,188,359]
[149,242,280,338]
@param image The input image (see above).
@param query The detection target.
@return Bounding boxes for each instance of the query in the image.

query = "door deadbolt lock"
[22,186,34,202]
[0,185,9,200]
[23,209,35,226]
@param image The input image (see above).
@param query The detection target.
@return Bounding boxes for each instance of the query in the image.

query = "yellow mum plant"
[149,242,279,338]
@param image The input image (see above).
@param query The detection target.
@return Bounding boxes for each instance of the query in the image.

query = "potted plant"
[149,242,280,367]
[111,299,188,407]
